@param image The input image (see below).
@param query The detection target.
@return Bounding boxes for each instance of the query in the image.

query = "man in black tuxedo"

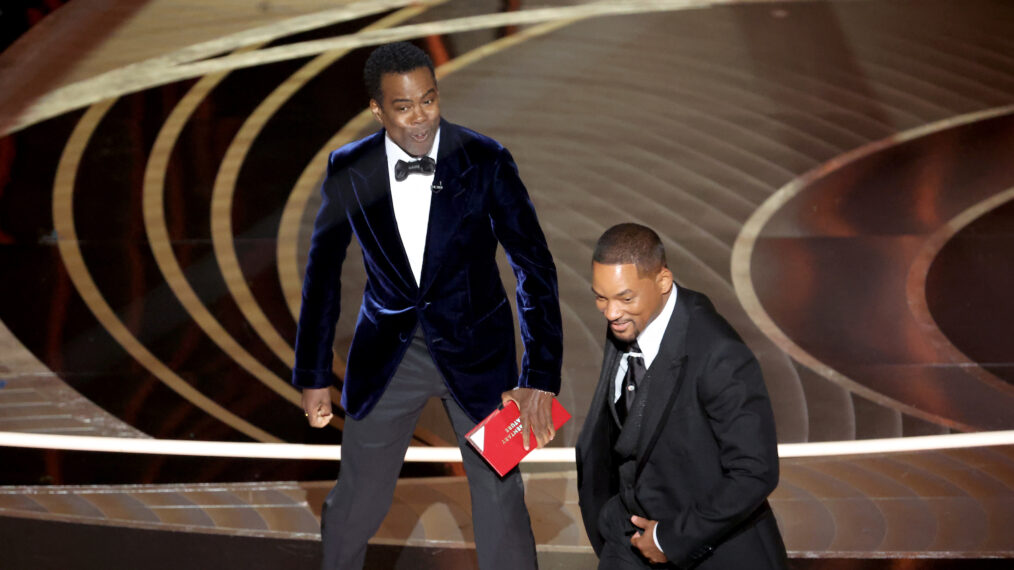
[577,223,787,569]
[293,42,563,570]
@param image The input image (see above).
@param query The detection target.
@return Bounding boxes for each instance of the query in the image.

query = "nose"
[603,301,622,321]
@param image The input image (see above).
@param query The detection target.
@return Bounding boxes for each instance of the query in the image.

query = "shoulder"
[443,120,513,164]
[679,287,745,347]
[327,130,383,175]
[675,289,764,396]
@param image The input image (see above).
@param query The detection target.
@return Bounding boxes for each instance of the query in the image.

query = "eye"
[622,297,633,303]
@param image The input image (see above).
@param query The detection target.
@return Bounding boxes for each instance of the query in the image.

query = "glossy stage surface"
[1,0,1012,568]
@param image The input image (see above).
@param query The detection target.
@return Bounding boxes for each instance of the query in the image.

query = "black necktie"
[618,341,646,424]
[394,156,435,181]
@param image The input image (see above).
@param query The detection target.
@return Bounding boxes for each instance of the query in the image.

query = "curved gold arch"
[732,105,1014,432]
[906,186,1014,397]
[13,0,778,135]
[141,47,304,411]
[53,100,280,443]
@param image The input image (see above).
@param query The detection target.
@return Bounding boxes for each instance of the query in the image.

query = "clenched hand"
[302,387,334,428]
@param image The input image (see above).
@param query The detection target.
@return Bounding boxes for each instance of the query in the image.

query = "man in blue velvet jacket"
[292,42,563,570]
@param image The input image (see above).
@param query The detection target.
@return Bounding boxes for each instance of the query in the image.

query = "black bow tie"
[394,156,436,182]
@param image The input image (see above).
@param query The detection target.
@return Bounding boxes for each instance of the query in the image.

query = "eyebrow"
[590,286,634,297]
[392,88,436,104]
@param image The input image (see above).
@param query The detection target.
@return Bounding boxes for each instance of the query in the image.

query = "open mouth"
[610,320,631,332]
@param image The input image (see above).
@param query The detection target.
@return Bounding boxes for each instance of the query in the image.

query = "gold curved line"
[277,17,583,323]
[214,6,433,373]
[278,110,376,327]
[731,105,1014,432]
[4,0,438,136]
[144,0,433,68]
[906,187,1014,396]
[142,51,306,413]
[12,0,768,135]
[53,101,280,443]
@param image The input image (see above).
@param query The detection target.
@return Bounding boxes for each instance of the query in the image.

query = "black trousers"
[319,331,538,570]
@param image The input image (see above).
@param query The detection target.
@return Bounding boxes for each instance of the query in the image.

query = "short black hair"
[593,223,668,276]
[363,42,435,102]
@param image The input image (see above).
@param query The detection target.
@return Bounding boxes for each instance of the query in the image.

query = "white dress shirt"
[612,286,678,402]
[385,128,440,285]
[611,284,678,554]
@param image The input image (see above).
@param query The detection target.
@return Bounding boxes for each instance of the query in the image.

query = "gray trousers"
[320,332,538,570]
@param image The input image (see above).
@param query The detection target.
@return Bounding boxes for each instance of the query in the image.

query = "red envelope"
[465,397,571,476]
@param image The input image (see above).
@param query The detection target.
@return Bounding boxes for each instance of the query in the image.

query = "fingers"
[301,387,333,429]
[309,403,333,428]
[528,417,551,448]
[503,388,558,449]
[629,526,654,561]
[306,402,332,428]
[534,403,555,447]
[520,408,552,450]
[525,403,547,444]
[629,517,666,563]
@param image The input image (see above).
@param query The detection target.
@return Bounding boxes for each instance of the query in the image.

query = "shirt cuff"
[653,522,664,554]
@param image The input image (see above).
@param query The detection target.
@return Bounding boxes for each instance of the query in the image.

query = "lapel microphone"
[431,181,443,193]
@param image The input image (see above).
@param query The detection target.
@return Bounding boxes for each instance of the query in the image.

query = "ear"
[369,99,383,124]
[656,267,674,295]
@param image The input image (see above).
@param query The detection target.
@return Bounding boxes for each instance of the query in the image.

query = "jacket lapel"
[635,287,691,463]
[419,121,478,295]
[347,132,417,294]
[577,333,623,460]
[602,337,625,428]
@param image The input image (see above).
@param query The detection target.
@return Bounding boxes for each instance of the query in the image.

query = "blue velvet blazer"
[292,120,563,421]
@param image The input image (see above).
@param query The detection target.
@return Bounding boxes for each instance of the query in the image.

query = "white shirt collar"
[632,284,678,369]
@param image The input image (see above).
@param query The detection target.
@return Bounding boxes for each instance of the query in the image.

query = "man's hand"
[501,387,555,450]
[630,515,668,564]
[302,387,334,428]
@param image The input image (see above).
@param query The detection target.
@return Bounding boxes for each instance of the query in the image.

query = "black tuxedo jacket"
[576,286,786,568]
[292,120,563,421]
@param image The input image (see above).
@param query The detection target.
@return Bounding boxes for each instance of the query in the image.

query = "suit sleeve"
[488,147,563,394]
[657,341,780,565]
[291,159,353,389]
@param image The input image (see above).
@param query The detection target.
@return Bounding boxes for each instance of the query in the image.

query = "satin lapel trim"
[419,123,476,294]
[602,338,624,427]
[635,291,691,462]
[578,334,624,456]
[348,138,417,293]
